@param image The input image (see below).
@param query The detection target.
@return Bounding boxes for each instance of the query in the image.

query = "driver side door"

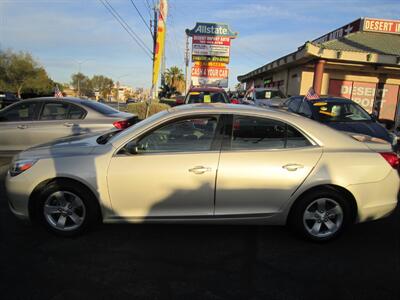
[107,115,223,220]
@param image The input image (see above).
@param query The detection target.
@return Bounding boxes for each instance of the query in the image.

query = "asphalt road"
[0,158,399,300]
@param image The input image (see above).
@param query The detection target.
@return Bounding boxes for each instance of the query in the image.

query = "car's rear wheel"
[289,189,352,242]
[34,180,100,236]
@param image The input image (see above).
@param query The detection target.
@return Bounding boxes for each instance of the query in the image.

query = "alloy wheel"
[43,191,86,232]
[302,197,343,238]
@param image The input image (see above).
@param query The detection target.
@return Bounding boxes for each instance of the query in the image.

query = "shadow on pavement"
[0,163,399,299]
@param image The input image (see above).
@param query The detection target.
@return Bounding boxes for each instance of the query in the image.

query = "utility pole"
[151,4,158,99]
[184,33,190,93]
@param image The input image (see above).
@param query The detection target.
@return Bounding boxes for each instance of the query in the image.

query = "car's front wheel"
[34,180,100,236]
[289,188,352,242]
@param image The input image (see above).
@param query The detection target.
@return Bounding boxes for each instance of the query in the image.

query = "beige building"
[238,17,400,125]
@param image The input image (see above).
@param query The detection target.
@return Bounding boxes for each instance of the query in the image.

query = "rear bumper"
[347,169,399,222]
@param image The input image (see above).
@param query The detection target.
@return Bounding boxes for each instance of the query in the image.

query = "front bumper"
[5,170,34,222]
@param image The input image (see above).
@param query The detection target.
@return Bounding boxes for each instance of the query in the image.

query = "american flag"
[305,87,320,100]
[54,85,63,98]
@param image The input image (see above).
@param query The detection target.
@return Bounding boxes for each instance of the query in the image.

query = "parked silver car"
[0,97,136,156]
[5,104,399,241]
[243,87,286,107]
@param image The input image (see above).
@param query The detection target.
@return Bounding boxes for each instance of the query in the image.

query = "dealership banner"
[329,79,400,120]
[362,18,400,34]
[191,65,229,87]
[152,0,168,88]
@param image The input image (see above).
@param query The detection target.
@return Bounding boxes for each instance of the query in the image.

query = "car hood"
[325,121,392,143]
[16,132,103,160]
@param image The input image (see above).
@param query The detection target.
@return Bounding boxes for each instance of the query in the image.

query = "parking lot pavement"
[0,163,399,300]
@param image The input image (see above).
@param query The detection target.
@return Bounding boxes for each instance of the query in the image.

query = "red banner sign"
[329,79,400,120]
[191,66,228,78]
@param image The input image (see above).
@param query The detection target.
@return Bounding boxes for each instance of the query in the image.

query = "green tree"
[91,75,114,99]
[0,49,53,97]
[71,72,93,97]
[165,66,185,94]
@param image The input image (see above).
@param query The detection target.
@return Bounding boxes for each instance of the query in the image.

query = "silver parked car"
[0,97,136,156]
[5,104,399,241]
[242,87,286,107]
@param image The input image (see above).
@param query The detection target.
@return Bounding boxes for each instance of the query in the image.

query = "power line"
[129,0,153,36]
[99,0,153,59]
[143,0,153,18]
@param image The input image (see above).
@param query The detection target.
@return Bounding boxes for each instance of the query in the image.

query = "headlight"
[9,159,38,177]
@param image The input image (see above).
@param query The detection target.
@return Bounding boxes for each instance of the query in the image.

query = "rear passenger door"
[0,101,41,152]
[215,115,323,216]
[29,101,86,146]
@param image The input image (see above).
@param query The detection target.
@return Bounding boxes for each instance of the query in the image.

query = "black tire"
[288,188,352,242]
[34,179,101,237]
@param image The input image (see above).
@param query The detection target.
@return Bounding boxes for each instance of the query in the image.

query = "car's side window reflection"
[231,115,311,150]
[126,117,218,153]
[0,102,39,122]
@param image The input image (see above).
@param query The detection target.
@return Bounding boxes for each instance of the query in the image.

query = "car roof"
[188,87,225,93]
[22,97,89,104]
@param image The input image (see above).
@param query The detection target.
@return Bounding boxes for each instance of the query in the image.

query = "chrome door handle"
[64,122,74,127]
[17,125,27,129]
[282,164,304,171]
[189,166,212,174]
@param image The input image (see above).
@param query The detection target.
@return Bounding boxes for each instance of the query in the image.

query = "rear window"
[186,91,229,104]
[82,101,120,115]
[255,90,284,100]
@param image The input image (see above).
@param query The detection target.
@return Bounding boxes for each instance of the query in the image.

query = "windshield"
[81,100,120,115]
[255,90,284,100]
[186,91,229,103]
[312,101,372,122]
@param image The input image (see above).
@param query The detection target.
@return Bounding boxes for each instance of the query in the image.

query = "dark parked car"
[284,96,397,149]
[0,92,20,109]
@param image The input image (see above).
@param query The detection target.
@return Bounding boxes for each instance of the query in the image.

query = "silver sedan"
[5,104,399,241]
[0,97,136,156]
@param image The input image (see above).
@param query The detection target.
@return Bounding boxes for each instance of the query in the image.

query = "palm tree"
[165,66,185,94]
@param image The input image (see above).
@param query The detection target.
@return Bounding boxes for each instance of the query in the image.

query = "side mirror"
[370,113,377,121]
[175,96,185,105]
[125,142,139,155]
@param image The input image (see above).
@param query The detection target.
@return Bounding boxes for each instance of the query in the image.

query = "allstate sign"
[186,22,237,38]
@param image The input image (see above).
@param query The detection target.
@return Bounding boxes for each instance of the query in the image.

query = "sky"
[1,0,400,89]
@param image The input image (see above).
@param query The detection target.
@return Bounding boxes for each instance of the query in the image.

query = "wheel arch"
[287,184,358,224]
[28,177,103,222]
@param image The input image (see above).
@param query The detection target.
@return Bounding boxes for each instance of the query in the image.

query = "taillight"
[379,152,399,169]
[113,120,129,129]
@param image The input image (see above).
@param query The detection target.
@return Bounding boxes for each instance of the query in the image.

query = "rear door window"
[40,102,69,120]
[229,115,311,150]
[68,104,86,119]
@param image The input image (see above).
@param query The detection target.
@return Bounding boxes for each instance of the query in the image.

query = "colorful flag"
[305,87,319,100]
[152,0,168,88]
[54,85,63,98]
